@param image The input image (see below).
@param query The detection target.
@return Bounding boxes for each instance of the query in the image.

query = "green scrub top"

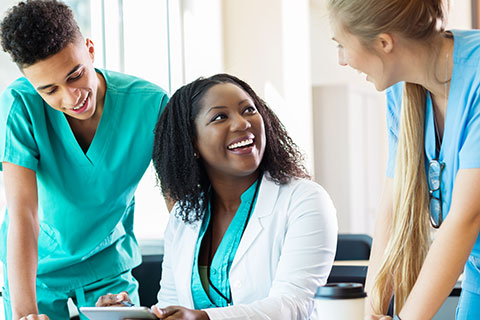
[0,69,168,290]
[191,179,260,308]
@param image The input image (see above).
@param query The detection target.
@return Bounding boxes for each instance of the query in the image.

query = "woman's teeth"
[228,138,254,150]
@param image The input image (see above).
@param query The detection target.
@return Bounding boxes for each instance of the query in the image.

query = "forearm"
[399,214,480,320]
[365,178,394,314]
[7,214,39,319]
[2,163,40,318]
[365,231,393,314]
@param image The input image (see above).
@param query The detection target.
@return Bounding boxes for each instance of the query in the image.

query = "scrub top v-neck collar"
[425,32,458,163]
[46,69,114,166]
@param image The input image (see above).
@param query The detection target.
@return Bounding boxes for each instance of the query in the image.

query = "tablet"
[79,306,158,320]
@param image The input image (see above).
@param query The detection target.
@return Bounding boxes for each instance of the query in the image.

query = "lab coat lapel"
[174,219,201,308]
[231,175,279,268]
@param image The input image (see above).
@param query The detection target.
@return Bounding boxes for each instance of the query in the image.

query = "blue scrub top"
[386,30,480,293]
[191,179,260,309]
[0,69,169,290]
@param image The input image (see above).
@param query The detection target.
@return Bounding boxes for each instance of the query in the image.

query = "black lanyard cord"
[205,173,263,306]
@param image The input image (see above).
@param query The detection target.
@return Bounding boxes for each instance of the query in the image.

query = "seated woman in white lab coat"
[98,73,338,319]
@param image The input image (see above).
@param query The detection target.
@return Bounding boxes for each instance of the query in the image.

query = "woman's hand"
[18,315,49,320]
[151,305,209,320]
[95,291,132,307]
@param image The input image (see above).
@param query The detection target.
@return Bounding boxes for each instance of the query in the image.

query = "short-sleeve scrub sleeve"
[459,91,480,169]
[0,89,40,172]
[385,82,403,178]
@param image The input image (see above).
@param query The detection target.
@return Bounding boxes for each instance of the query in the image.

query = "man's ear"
[85,38,95,62]
[375,33,394,54]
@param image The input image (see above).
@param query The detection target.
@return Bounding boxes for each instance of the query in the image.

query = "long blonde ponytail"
[371,83,431,313]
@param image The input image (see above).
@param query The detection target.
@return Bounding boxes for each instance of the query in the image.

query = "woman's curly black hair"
[0,0,81,68]
[153,73,310,223]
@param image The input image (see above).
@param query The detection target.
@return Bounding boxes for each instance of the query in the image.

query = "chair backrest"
[327,234,372,286]
[132,254,163,307]
[334,233,372,261]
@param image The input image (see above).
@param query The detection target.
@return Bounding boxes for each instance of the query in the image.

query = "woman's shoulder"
[276,176,324,192]
[274,177,334,207]
[98,68,168,96]
[167,204,203,231]
[268,177,336,228]
[451,29,480,46]
[451,30,480,66]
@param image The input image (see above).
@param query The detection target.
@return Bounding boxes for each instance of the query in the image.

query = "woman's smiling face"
[331,18,396,91]
[194,82,266,180]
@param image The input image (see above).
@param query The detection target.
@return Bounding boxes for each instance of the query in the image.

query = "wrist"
[13,312,39,320]
[12,305,39,319]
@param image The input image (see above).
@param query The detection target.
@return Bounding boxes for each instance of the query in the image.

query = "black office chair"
[132,254,164,307]
[327,233,372,285]
[334,233,372,261]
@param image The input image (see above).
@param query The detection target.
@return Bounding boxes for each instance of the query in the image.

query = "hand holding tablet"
[87,292,158,319]
[80,306,158,320]
[90,292,208,319]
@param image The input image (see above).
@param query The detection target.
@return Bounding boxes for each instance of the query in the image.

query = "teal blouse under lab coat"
[191,179,259,308]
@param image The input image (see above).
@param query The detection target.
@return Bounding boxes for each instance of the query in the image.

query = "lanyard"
[206,173,263,306]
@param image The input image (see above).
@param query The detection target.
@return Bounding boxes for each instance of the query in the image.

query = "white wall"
[223,0,314,172]
[0,52,20,92]
[313,85,386,234]
[449,0,472,29]
[309,0,386,234]
[310,0,379,89]
[182,0,224,83]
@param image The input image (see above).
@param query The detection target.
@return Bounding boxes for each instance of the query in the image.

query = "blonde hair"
[327,0,449,313]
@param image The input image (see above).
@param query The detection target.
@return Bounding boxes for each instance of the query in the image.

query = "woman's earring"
[193,152,199,159]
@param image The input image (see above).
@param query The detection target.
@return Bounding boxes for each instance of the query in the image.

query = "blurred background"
[0,0,472,244]
[0,2,474,315]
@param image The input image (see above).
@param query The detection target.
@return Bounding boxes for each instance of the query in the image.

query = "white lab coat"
[157,174,338,319]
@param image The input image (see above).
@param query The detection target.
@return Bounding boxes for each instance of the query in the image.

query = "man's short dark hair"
[0,0,81,68]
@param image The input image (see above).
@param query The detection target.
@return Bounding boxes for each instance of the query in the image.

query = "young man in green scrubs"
[0,1,169,319]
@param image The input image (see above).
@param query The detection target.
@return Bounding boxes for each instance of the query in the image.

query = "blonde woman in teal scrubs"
[328,0,480,319]
[0,1,168,319]
[98,74,338,319]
